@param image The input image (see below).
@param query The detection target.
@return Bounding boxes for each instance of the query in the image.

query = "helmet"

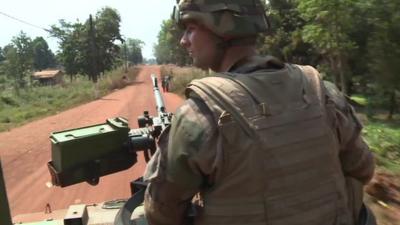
[172,0,270,39]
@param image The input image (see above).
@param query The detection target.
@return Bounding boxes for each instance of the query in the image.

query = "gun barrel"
[151,74,166,113]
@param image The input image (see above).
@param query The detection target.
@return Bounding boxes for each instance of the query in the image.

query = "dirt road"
[0,65,184,219]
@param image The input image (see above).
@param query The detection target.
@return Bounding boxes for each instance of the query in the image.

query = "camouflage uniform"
[143,56,375,225]
[143,1,374,224]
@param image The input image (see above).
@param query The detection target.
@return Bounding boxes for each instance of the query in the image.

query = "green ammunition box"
[50,117,130,172]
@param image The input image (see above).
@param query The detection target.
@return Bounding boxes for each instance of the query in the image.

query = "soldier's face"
[180,22,223,71]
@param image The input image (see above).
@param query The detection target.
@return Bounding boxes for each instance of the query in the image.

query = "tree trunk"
[88,15,99,83]
[328,55,339,86]
[338,54,348,95]
[387,89,396,120]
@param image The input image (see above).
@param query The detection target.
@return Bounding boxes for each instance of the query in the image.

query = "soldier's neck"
[213,46,257,73]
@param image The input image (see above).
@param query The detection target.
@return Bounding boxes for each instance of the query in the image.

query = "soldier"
[161,75,170,93]
[161,76,167,92]
[143,0,375,225]
[164,75,170,92]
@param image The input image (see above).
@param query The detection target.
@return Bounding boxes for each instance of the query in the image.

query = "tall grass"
[160,65,209,96]
[363,119,400,172]
[0,66,140,131]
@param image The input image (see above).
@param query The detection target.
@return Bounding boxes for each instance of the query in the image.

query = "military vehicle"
[0,74,171,225]
[0,74,377,225]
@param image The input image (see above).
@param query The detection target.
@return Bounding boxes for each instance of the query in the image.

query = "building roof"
[33,70,63,79]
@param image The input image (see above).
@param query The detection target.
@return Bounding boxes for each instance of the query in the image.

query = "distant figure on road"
[45,203,52,214]
[161,75,170,92]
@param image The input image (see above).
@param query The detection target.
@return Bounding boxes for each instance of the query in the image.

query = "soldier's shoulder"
[188,75,226,86]
[174,97,215,133]
[323,81,348,110]
[293,64,322,79]
[169,98,217,160]
[176,97,209,116]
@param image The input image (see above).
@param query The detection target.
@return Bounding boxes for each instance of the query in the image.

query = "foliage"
[121,38,144,65]
[154,19,191,66]
[0,79,92,131]
[367,0,400,118]
[259,0,318,66]
[0,47,5,62]
[363,119,400,171]
[32,37,57,70]
[3,32,34,90]
[50,7,123,82]
[51,20,85,76]
[296,0,359,94]
[0,66,140,132]
[94,7,124,74]
[345,3,372,93]
[0,33,57,93]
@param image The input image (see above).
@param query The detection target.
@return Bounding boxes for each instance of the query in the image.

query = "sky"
[0,0,176,59]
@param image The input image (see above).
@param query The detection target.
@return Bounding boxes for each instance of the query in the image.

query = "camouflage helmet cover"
[173,0,270,38]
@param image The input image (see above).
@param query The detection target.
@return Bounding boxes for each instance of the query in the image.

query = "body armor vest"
[185,62,353,225]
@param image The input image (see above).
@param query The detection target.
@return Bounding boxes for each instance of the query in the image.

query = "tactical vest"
[185,63,353,225]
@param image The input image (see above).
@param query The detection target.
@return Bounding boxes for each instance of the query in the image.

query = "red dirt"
[365,172,400,225]
[0,65,184,221]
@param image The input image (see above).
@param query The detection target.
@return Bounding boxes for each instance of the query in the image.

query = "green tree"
[0,47,7,85]
[2,45,17,79]
[0,47,5,62]
[259,0,318,65]
[51,20,85,79]
[154,19,190,66]
[123,38,144,65]
[84,14,100,82]
[32,37,56,71]
[297,0,357,94]
[367,0,400,119]
[94,7,124,75]
[51,7,123,82]
[344,2,372,94]
[3,32,33,90]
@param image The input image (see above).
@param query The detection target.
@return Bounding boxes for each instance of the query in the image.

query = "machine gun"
[2,73,378,225]
[0,75,170,225]
[47,74,172,187]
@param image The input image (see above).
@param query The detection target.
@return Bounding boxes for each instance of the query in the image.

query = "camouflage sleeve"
[324,81,375,184]
[143,97,218,225]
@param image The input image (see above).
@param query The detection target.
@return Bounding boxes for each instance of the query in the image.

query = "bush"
[363,119,400,171]
[0,66,141,132]
[1,94,19,106]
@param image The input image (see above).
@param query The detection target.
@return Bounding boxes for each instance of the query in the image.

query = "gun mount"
[47,74,172,187]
